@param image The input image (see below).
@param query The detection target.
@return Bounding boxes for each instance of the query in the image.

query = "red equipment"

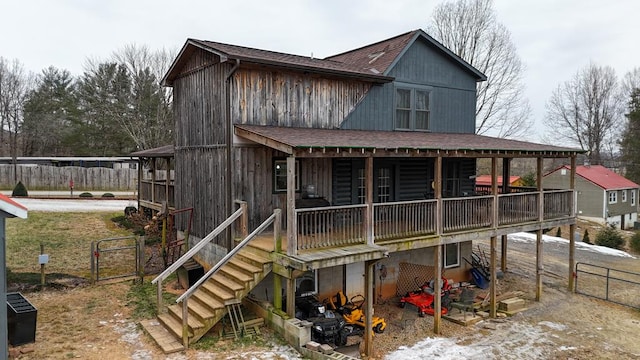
[399,277,452,317]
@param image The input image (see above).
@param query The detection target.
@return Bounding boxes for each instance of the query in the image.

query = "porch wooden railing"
[442,195,493,232]
[498,192,539,225]
[291,190,574,251]
[295,204,367,251]
[373,199,437,241]
[140,180,175,208]
[543,190,573,219]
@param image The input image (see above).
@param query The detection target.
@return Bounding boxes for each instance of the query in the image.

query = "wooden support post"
[151,158,156,203]
[165,156,171,210]
[501,235,507,273]
[536,157,544,301]
[435,156,442,235]
[491,158,498,227]
[286,156,297,256]
[569,155,577,292]
[536,229,543,301]
[240,201,249,239]
[274,209,282,253]
[365,157,374,244]
[363,260,375,358]
[433,245,442,334]
[273,274,282,311]
[490,236,497,318]
[286,276,295,318]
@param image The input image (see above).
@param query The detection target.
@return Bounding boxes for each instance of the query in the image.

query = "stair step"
[238,248,272,265]
[140,319,184,354]
[187,296,220,319]
[158,312,192,339]
[202,280,235,301]
[191,290,225,311]
[167,304,205,330]
[229,257,263,274]
[213,273,245,292]
[220,265,254,283]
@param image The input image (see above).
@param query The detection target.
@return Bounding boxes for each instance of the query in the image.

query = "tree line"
[0,44,174,158]
[2,0,640,185]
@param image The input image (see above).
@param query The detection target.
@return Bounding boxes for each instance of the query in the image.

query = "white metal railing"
[498,192,539,225]
[295,204,367,251]
[176,210,279,347]
[373,199,437,241]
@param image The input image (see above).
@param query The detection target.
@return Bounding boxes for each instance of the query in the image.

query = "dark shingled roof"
[326,29,486,80]
[235,125,582,155]
[129,145,174,158]
[163,29,485,85]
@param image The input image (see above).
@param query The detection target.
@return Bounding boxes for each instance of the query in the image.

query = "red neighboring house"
[543,165,639,229]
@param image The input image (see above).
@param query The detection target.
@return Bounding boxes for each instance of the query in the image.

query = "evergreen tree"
[22,67,78,155]
[621,88,640,184]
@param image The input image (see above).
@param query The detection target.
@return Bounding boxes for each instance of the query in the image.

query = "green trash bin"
[6,292,37,345]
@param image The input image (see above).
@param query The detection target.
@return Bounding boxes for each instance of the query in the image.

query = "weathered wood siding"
[0,165,136,190]
[172,48,232,243]
[233,146,332,229]
[230,69,370,128]
[341,37,477,133]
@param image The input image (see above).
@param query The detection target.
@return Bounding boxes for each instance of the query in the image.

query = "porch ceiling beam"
[291,147,579,159]
[234,127,293,154]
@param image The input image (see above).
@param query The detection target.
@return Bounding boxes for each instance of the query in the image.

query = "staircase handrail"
[176,210,277,303]
[152,206,244,285]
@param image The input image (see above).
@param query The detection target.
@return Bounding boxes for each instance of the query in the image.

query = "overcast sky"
[2,0,639,142]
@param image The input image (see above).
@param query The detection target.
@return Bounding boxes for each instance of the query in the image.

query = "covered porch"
[234,124,582,354]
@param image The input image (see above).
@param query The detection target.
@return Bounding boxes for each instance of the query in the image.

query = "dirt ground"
[8,221,640,360]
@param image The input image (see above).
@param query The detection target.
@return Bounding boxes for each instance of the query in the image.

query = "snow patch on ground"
[386,320,577,360]
[509,232,636,258]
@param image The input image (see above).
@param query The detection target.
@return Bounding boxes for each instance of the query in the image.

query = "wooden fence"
[0,164,137,191]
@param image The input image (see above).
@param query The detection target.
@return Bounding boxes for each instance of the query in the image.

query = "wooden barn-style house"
[140,30,582,356]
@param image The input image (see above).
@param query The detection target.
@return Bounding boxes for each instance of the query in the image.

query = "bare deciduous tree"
[426,0,531,138]
[622,67,640,99]
[544,63,622,165]
[0,58,33,182]
[112,44,175,150]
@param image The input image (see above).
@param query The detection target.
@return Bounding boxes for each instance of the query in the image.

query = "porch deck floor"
[246,232,387,264]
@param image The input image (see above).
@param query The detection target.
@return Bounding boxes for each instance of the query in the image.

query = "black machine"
[293,293,349,346]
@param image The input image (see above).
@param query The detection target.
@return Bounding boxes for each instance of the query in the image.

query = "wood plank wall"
[0,165,136,190]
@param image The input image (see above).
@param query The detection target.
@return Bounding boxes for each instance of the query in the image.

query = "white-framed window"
[395,84,431,131]
[444,243,460,268]
[608,191,617,204]
[632,190,636,206]
[622,190,627,202]
[273,159,300,193]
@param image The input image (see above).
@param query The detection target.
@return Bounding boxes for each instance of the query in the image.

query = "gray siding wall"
[543,170,603,218]
[341,38,477,133]
[606,188,639,216]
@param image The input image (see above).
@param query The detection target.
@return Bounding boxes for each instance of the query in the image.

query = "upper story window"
[622,190,628,202]
[632,190,636,206]
[608,191,617,204]
[395,84,431,131]
[273,159,300,193]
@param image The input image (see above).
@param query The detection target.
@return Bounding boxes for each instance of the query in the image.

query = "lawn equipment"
[399,277,452,317]
[290,293,348,346]
[325,291,387,334]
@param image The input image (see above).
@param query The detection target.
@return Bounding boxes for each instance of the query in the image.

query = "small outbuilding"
[543,164,639,229]
[0,194,28,359]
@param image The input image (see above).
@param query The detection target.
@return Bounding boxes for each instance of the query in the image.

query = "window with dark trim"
[273,159,300,193]
[444,243,460,268]
[395,84,431,131]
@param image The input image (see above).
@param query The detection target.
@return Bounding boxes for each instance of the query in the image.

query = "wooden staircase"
[142,243,273,353]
